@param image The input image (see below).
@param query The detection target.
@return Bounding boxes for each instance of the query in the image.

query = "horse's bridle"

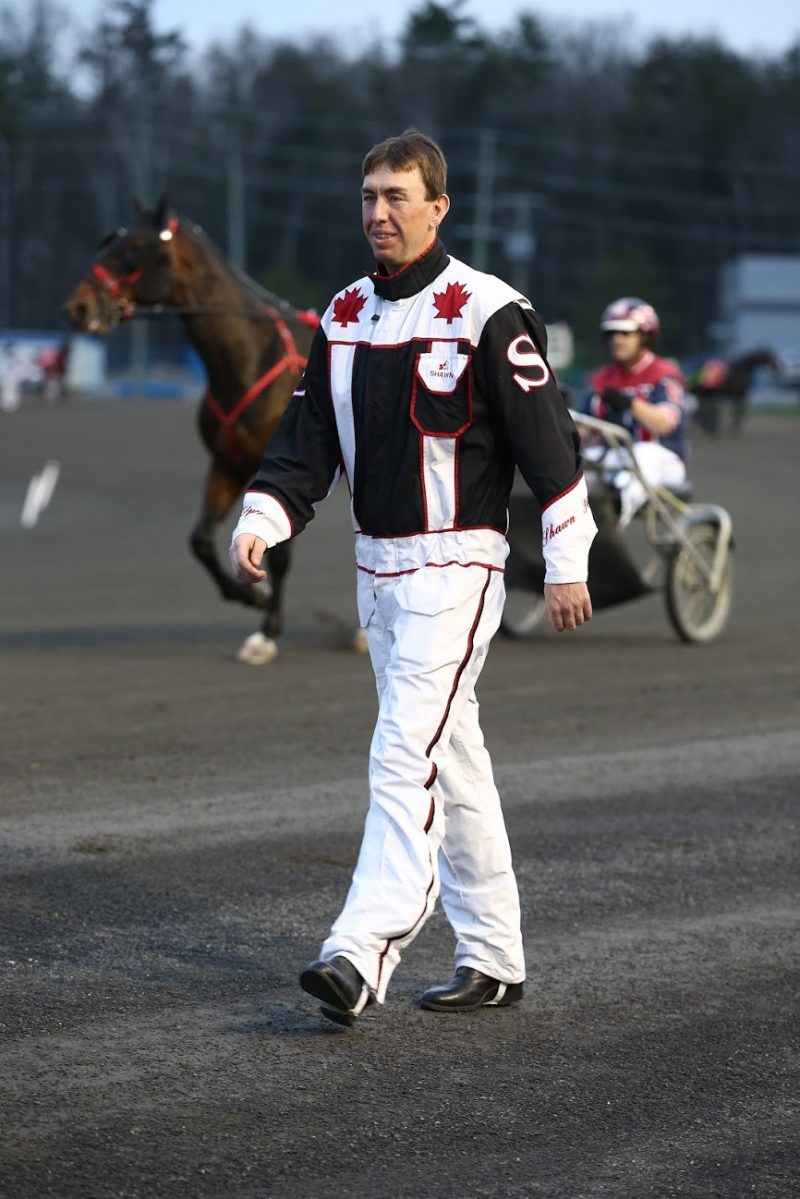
[89,261,146,324]
[88,216,180,325]
[87,215,320,457]
[90,217,314,326]
[90,261,143,299]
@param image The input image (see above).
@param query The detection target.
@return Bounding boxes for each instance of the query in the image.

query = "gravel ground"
[1,399,798,1198]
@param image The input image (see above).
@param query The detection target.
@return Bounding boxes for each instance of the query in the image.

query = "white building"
[714,255,800,365]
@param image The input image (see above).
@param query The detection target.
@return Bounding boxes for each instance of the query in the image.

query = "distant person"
[229,129,596,1026]
[1,344,26,413]
[583,297,688,526]
[39,340,70,404]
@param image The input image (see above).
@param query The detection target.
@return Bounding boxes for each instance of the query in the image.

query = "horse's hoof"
[353,627,369,654]
[236,632,279,665]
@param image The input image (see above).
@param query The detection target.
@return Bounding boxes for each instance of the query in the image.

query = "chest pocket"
[411,348,471,437]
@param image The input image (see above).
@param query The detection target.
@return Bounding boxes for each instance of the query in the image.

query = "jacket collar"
[369,238,449,301]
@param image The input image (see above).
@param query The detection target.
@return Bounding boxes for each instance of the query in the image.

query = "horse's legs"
[189,462,269,609]
[730,391,746,436]
[701,395,720,435]
[262,540,291,638]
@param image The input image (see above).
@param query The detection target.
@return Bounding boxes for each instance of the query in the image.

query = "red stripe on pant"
[375,570,492,991]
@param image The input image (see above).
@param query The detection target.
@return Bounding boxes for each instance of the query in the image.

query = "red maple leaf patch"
[433,281,471,323]
[332,287,367,327]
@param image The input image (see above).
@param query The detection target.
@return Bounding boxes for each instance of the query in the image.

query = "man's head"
[600,297,660,367]
[361,129,450,271]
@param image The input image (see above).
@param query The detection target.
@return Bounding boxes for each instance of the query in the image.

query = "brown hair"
[362,129,447,200]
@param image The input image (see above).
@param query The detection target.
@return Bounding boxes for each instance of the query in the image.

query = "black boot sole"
[319,1005,358,1028]
[300,961,375,1028]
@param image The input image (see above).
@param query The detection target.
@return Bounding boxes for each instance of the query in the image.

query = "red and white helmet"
[600,297,660,339]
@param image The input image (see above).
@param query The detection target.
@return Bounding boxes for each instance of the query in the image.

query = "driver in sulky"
[583,297,689,526]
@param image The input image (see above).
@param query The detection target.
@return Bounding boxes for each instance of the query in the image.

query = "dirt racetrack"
[1,398,798,1198]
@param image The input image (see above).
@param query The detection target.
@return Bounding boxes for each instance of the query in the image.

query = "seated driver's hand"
[602,387,633,412]
[230,533,268,582]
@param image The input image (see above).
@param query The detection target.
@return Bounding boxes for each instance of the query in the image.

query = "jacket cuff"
[541,475,598,584]
[231,491,293,549]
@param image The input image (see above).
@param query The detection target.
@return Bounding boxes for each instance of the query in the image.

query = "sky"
[10,0,798,61]
[134,0,798,59]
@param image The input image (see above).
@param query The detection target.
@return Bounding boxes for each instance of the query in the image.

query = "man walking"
[230,130,596,1025]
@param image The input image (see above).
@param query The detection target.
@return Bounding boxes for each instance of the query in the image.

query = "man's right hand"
[229,534,268,582]
[544,581,592,632]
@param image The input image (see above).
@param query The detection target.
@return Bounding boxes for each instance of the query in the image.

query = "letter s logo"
[507,334,549,392]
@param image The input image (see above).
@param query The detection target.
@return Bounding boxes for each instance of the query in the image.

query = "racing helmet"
[600,297,660,341]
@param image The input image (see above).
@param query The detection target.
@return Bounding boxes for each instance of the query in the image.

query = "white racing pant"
[320,562,525,1002]
[585,441,686,528]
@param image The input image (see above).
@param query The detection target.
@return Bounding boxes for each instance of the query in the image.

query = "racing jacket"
[233,239,596,584]
[585,352,688,461]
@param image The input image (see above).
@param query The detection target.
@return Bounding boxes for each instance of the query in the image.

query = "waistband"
[354,528,509,576]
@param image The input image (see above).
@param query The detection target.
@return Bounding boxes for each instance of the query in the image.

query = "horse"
[690,348,782,436]
[64,195,320,664]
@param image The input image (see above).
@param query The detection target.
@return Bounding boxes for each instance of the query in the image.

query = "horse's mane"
[181,218,313,321]
[731,347,777,369]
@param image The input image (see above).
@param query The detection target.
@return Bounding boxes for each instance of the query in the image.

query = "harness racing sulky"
[64,196,320,663]
[501,409,734,644]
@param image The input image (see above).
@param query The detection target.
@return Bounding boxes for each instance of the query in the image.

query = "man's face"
[361,164,450,271]
[607,329,646,367]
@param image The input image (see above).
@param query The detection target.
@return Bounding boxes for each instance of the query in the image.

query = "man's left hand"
[544,582,593,632]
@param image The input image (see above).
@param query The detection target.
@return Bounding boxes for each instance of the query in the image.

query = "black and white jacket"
[233,240,596,583]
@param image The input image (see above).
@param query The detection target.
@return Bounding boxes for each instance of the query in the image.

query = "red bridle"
[89,214,322,457]
[90,262,143,304]
[89,216,180,315]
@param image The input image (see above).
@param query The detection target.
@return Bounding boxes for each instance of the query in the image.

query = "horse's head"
[741,347,783,374]
[64,194,178,334]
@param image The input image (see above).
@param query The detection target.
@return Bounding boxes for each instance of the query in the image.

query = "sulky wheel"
[499,588,548,638]
[665,521,733,643]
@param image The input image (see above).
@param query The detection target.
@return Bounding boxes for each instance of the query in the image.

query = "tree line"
[1,0,799,365]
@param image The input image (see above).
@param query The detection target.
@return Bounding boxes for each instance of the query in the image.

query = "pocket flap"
[415,348,469,395]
